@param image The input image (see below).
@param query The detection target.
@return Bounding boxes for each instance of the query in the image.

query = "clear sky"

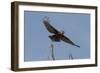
[24,11,90,62]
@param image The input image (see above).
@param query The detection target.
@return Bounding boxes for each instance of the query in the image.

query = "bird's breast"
[49,34,62,42]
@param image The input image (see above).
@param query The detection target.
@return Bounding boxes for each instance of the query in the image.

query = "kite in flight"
[43,17,80,48]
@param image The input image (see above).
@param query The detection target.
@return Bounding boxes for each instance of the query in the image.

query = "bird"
[43,16,80,48]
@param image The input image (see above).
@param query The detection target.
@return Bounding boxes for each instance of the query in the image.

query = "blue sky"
[24,11,90,61]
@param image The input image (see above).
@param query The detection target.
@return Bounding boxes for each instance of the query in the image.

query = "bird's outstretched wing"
[60,35,80,48]
[43,20,59,34]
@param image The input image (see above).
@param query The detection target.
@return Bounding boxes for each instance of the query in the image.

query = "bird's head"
[60,30,65,35]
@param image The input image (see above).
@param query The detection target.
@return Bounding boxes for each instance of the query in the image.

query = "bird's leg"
[50,42,55,60]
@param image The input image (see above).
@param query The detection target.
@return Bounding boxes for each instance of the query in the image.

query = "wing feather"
[61,35,80,48]
[43,20,59,34]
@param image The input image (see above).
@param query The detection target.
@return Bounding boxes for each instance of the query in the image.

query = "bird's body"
[43,17,80,48]
[49,33,62,42]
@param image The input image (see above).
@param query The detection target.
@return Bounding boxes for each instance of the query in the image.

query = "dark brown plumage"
[43,17,80,48]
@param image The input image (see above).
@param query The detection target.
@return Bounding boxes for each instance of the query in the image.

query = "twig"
[50,43,55,60]
[69,54,74,60]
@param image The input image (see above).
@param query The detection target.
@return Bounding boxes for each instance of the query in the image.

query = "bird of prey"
[43,17,80,48]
